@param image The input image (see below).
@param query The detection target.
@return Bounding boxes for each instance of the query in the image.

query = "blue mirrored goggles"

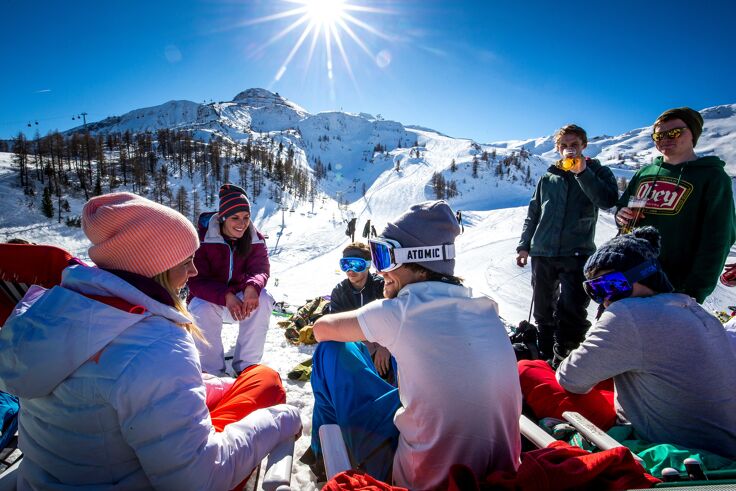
[583,259,659,304]
[369,238,402,273]
[369,238,456,273]
[339,257,371,273]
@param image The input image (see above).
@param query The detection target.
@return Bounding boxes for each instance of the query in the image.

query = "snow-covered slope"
[82,100,202,134]
[3,92,736,489]
[494,103,736,175]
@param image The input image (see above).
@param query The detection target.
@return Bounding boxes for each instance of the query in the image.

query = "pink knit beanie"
[82,192,200,277]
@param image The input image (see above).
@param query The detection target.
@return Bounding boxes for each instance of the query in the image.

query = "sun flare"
[244,0,393,89]
[304,0,346,26]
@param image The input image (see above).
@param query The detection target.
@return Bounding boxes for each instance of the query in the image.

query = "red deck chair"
[0,244,75,327]
[0,244,73,487]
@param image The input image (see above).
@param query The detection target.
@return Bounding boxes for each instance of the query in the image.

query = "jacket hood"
[653,155,726,169]
[0,265,190,398]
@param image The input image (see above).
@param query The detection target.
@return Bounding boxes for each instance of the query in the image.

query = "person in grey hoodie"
[0,192,301,490]
[556,226,736,459]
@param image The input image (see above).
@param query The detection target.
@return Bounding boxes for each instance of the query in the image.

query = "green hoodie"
[617,155,736,302]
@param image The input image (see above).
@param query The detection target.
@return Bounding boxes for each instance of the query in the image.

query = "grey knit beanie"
[380,200,461,276]
[584,226,673,293]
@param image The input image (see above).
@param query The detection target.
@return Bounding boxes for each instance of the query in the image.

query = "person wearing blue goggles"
[339,257,371,273]
[309,201,521,490]
[583,259,660,306]
[331,243,385,316]
[524,230,736,464]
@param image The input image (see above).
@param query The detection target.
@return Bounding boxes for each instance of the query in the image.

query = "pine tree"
[11,131,29,187]
[41,186,54,218]
[176,186,190,217]
[192,189,201,222]
[450,159,457,172]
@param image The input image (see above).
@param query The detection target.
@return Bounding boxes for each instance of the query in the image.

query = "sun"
[243,0,393,88]
[304,0,346,27]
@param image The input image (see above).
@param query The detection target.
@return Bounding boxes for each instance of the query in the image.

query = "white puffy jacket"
[0,265,300,490]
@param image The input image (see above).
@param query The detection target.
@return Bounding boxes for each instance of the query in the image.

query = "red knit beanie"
[82,192,200,277]
[219,184,250,220]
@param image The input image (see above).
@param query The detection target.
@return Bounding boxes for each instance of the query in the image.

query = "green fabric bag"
[287,357,313,381]
[608,425,736,477]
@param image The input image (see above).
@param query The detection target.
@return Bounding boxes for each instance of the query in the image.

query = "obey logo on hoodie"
[634,177,693,215]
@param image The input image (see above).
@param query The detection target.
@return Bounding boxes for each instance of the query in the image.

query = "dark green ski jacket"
[518,158,618,257]
[617,155,736,303]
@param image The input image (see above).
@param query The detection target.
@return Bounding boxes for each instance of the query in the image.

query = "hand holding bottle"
[559,148,586,174]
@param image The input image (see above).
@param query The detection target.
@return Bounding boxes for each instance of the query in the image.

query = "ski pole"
[527,296,534,324]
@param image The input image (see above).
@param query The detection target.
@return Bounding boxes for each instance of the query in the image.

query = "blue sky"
[1,0,733,143]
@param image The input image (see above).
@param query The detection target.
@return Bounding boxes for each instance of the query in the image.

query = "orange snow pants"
[210,364,287,432]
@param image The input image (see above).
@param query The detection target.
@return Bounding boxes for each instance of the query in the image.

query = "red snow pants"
[518,360,617,430]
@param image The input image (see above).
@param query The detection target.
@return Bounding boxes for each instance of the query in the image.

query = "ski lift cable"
[0,114,84,126]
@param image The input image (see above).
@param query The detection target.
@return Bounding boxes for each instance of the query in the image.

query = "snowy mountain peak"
[232,88,308,115]
[702,103,736,120]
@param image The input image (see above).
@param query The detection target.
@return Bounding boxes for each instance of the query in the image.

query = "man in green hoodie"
[616,107,736,303]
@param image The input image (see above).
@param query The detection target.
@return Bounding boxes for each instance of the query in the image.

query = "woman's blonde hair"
[152,270,207,343]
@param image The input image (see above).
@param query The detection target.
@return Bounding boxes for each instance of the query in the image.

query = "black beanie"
[343,244,371,261]
[584,227,674,293]
[219,184,250,220]
[655,107,704,146]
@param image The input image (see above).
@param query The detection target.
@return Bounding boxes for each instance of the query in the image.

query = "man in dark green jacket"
[517,124,618,362]
[616,107,736,303]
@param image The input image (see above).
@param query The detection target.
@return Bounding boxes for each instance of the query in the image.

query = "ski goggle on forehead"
[339,257,371,273]
[368,238,456,273]
[651,127,686,142]
[583,259,659,304]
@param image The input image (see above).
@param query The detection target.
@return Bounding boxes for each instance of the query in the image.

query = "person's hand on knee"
[226,292,245,321]
[242,285,260,318]
[373,346,392,376]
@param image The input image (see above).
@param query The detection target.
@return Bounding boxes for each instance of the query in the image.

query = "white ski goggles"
[368,238,455,273]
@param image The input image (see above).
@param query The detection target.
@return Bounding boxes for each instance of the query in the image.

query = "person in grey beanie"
[307,201,522,490]
[522,227,736,459]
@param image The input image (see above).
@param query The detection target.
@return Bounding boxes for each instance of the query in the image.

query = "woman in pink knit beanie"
[0,192,301,490]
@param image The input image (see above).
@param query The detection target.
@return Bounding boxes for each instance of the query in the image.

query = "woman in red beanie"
[188,184,274,376]
[0,192,300,490]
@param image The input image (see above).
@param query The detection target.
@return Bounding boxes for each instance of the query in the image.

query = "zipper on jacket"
[227,246,234,284]
[556,175,572,256]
